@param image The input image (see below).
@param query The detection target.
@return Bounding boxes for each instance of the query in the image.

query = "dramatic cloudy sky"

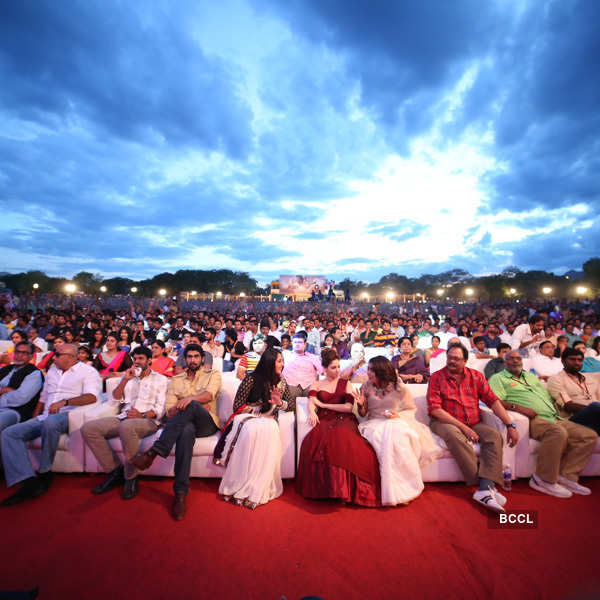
[1,0,599,284]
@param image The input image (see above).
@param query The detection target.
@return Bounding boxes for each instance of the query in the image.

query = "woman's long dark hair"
[369,355,398,388]
[247,347,282,412]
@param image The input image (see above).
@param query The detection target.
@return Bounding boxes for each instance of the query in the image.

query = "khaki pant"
[81,417,158,479]
[529,417,598,483]
[287,384,312,405]
[430,419,503,486]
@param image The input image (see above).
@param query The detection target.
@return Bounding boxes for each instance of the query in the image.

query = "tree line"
[2,258,600,300]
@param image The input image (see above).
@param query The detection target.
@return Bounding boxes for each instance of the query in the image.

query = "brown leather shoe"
[172,492,186,521]
[130,449,157,471]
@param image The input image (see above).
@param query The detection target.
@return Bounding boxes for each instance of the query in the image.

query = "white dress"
[218,376,293,505]
[358,381,444,506]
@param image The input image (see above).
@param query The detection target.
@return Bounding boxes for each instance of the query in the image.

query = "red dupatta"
[98,350,127,375]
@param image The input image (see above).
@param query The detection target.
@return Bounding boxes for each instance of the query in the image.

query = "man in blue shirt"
[0,342,44,438]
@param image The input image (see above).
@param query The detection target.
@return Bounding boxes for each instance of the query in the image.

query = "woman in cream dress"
[356,356,443,506]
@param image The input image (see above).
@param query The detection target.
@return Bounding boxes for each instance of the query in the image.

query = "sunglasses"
[54,352,76,358]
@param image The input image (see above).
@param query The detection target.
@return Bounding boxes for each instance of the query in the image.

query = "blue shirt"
[0,366,43,409]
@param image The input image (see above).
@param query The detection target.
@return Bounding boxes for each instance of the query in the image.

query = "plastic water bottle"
[502,464,512,491]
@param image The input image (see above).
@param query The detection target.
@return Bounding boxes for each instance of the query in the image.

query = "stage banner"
[279,275,329,295]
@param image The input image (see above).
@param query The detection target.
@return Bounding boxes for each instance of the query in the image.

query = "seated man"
[131,344,221,520]
[372,319,398,349]
[511,315,545,357]
[470,336,493,359]
[547,348,600,435]
[1,344,101,505]
[81,346,167,500]
[530,340,563,380]
[490,350,597,497]
[427,344,518,513]
[282,333,323,402]
[0,342,44,438]
[484,342,511,380]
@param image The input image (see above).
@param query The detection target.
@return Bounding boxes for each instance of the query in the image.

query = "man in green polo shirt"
[489,351,597,498]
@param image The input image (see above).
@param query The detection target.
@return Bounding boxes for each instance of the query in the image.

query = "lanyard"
[566,373,592,401]
[510,372,531,389]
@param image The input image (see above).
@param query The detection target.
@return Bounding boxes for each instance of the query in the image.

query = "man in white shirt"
[511,315,546,357]
[81,346,167,500]
[437,321,456,350]
[1,344,101,505]
[530,341,563,381]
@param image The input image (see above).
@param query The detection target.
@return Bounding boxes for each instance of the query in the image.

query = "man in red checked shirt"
[427,343,519,513]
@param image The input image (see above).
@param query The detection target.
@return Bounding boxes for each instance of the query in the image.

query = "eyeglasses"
[14,350,32,355]
[54,352,76,358]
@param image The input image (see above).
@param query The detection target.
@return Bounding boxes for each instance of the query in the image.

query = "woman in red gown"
[296,348,381,506]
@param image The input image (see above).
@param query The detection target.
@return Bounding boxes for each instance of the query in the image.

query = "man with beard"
[131,344,221,520]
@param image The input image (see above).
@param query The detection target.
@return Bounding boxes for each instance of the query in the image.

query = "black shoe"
[38,471,53,492]
[122,477,138,500]
[1,477,46,506]
[92,466,125,495]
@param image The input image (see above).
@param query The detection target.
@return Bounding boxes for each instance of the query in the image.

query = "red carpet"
[1,475,598,600]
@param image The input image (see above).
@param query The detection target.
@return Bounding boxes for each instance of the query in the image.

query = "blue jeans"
[1,413,69,487]
[0,409,20,460]
[570,401,600,435]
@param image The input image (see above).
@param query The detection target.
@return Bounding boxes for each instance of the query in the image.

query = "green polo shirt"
[488,369,559,423]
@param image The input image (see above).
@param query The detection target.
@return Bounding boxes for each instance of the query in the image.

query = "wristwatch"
[506,423,516,429]
[142,412,147,419]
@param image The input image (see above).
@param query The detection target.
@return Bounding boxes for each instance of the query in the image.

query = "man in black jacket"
[0,342,44,438]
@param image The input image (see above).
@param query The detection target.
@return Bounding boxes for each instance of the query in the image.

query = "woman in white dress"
[356,356,443,506]
[219,348,294,509]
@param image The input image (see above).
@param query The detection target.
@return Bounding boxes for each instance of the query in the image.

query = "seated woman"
[90,329,106,358]
[424,335,445,367]
[357,356,443,506]
[0,330,29,366]
[36,335,65,374]
[149,339,175,377]
[93,331,132,380]
[392,337,430,384]
[218,348,295,508]
[118,326,133,352]
[296,348,381,507]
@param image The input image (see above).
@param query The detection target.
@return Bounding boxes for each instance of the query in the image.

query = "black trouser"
[152,402,218,494]
[570,401,600,435]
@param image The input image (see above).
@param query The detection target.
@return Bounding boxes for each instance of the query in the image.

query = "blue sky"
[2,0,599,286]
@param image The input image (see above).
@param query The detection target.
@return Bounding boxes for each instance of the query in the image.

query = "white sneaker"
[473,488,506,513]
[491,487,507,507]
[557,475,591,495]
[529,473,572,498]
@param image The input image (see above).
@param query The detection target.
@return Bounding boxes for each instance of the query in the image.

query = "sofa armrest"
[295,397,312,464]
[68,403,104,433]
[81,401,119,424]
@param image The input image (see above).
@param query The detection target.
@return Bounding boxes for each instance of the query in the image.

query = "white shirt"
[511,323,544,357]
[436,331,455,350]
[39,362,102,420]
[114,371,168,423]
[530,354,564,378]
[31,337,48,353]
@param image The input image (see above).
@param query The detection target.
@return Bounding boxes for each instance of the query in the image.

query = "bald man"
[1,343,101,505]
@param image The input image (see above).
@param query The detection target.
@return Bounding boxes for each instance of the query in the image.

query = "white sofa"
[27,406,89,473]
[296,383,518,483]
[82,372,297,478]
[509,410,600,478]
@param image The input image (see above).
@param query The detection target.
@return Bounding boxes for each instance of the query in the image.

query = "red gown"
[296,378,381,506]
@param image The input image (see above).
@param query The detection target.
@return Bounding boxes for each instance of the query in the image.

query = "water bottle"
[502,464,512,491]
